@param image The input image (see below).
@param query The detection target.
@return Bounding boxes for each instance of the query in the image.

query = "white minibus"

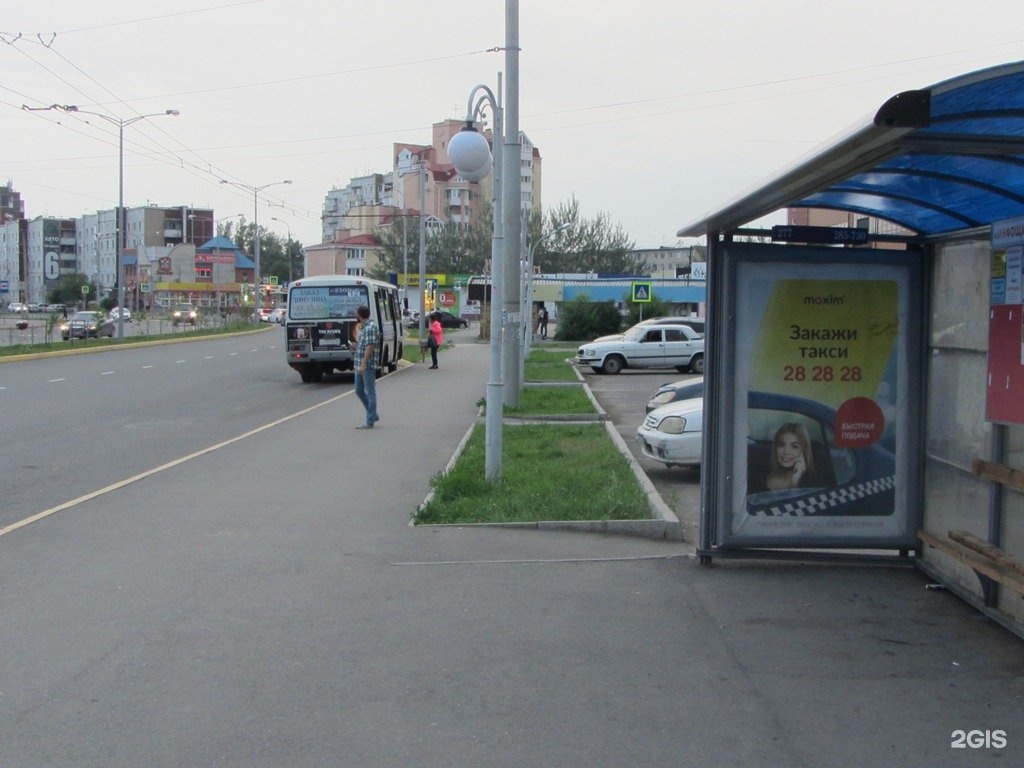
[284,275,403,383]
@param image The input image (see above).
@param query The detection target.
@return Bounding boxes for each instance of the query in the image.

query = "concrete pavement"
[1,333,1022,767]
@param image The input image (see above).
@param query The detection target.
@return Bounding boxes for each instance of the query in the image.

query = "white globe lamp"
[448,124,492,179]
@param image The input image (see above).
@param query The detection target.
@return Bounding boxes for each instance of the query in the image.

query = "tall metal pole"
[32,105,179,337]
[220,179,291,322]
[502,0,522,407]
[417,166,427,340]
[116,121,125,339]
[402,211,408,311]
[448,78,504,481]
[252,188,261,322]
[485,86,505,481]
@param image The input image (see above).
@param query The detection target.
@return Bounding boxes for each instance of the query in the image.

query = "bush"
[554,295,622,341]
[624,294,672,326]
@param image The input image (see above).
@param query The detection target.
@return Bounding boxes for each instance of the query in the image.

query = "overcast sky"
[2,0,1023,249]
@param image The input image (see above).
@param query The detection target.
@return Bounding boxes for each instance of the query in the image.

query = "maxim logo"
[803,295,844,306]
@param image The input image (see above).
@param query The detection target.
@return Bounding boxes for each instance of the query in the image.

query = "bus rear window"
[288,285,368,320]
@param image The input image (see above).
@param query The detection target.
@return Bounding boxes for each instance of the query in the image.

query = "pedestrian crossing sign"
[631,281,653,303]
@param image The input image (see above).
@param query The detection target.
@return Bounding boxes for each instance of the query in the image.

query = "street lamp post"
[49,105,179,339]
[270,217,293,284]
[502,0,523,407]
[449,80,504,481]
[220,179,292,322]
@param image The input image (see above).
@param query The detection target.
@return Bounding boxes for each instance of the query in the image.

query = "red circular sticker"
[834,397,884,448]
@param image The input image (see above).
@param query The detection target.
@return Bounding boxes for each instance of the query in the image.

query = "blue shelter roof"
[679,61,1024,238]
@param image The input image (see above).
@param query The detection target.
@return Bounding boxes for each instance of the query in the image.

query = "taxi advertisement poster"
[723,248,916,547]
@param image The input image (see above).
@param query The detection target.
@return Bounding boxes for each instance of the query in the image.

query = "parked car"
[645,376,705,413]
[109,307,132,322]
[576,323,705,375]
[7,302,28,313]
[432,311,469,329]
[593,316,705,343]
[171,304,199,326]
[44,303,66,314]
[266,307,286,324]
[60,311,115,340]
[258,307,274,322]
[636,396,705,468]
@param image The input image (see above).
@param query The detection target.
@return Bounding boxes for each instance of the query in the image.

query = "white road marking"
[142,365,155,369]
[101,371,114,375]
[49,378,66,383]
[0,387,358,538]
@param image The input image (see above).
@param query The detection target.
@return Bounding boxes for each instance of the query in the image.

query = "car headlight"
[650,391,675,406]
[658,416,687,435]
[59,324,68,331]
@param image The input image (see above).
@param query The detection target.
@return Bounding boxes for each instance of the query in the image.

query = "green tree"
[221,218,295,285]
[624,294,672,327]
[370,205,492,280]
[47,273,93,307]
[527,197,647,276]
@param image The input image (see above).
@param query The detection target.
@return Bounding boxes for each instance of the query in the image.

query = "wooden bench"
[918,528,1024,598]
[917,457,1024,598]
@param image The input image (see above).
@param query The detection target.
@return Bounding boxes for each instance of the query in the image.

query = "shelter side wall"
[924,238,1024,624]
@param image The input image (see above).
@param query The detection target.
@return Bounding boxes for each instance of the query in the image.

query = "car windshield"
[623,327,649,342]
[70,312,97,321]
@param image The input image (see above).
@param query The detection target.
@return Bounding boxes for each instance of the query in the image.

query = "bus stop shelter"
[677,60,1024,639]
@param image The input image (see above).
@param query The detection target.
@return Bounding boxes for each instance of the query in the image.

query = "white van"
[284,275,403,383]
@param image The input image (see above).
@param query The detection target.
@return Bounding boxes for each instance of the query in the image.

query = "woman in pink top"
[427,312,444,369]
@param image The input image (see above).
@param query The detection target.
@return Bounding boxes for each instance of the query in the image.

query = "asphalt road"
[0,326,341,527]
[577,365,703,537]
[2,334,1022,767]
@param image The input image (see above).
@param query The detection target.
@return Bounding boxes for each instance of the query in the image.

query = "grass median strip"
[414,423,651,525]
[504,384,592,415]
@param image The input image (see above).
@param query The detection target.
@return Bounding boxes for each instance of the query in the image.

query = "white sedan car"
[577,323,705,375]
[636,396,704,468]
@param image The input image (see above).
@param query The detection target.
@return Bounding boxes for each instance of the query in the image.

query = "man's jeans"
[354,367,378,426]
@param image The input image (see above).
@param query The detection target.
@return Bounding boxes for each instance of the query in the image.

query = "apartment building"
[25,217,78,304]
[322,173,393,242]
[316,119,542,276]
[1,181,27,302]
[21,205,215,305]
[632,245,705,279]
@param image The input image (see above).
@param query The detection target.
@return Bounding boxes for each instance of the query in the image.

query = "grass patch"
[525,347,579,382]
[504,385,594,415]
[415,423,650,524]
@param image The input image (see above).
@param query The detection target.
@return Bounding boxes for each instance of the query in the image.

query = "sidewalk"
[1,336,1021,767]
